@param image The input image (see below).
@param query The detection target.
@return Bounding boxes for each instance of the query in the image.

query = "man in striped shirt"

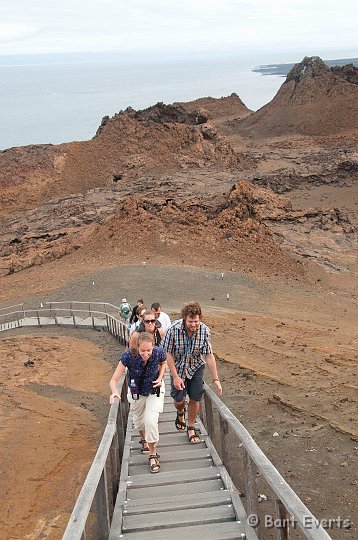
[162,301,222,443]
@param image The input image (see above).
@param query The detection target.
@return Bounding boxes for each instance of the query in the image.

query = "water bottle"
[130,378,139,400]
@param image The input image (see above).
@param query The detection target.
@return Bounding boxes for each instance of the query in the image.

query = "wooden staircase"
[109,380,257,539]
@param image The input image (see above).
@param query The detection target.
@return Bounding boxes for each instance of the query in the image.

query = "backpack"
[121,303,131,315]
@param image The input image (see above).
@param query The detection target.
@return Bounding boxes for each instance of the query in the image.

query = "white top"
[158,311,171,331]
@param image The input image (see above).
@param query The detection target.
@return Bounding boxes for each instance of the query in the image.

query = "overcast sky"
[0,0,357,59]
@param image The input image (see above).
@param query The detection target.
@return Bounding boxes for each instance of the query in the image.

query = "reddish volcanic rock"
[231,56,358,137]
[176,93,252,120]
[0,103,250,218]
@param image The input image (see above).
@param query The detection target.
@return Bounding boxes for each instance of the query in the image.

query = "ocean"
[0,53,288,151]
[2,51,354,152]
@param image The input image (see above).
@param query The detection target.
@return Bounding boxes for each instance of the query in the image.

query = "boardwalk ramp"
[0,301,333,539]
[110,383,256,539]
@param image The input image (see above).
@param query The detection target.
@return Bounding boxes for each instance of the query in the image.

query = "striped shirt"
[161,319,212,379]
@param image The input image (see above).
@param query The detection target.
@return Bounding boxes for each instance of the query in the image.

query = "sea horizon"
[1,51,356,151]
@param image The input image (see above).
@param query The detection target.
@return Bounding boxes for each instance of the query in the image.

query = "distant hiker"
[119,298,131,323]
[130,310,165,348]
[109,332,166,473]
[226,293,230,301]
[162,301,222,444]
[151,302,171,332]
[221,272,224,280]
[129,298,144,325]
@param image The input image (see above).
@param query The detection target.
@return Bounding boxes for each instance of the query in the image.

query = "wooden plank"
[196,417,258,540]
[125,478,224,501]
[131,432,204,447]
[94,469,110,538]
[243,448,259,522]
[204,392,215,440]
[129,457,213,475]
[120,520,246,539]
[158,413,176,422]
[220,415,230,474]
[122,505,235,532]
[144,422,179,434]
[123,489,232,514]
[127,466,220,488]
[275,499,290,540]
[129,447,212,465]
[107,415,134,539]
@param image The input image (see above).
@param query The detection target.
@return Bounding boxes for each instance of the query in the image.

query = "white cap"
[122,298,127,303]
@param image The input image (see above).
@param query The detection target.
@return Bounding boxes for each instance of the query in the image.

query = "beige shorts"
[128,382,165,443]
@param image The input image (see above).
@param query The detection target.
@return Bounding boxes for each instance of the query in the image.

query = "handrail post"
[204,392,214,441]
[109,431,120,505]
[275,499,290,540]
[243,447,259,534]
[94,469,110,538]
[219,415,230,475]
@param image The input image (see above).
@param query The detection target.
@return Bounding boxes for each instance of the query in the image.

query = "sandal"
[139,439,150,453]
[175,407,186,431]
[187,426,201,444]
[149,454,160,473]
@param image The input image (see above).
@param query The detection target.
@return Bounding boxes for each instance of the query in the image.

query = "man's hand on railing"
[213,379,223,397]
[109,392,121,405]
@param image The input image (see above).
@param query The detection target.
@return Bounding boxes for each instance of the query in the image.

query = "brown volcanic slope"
[0,70,356,283]
[0,178,306,279]
[176,92,252,123]
[0,103,250,218]
[232,56,358,138]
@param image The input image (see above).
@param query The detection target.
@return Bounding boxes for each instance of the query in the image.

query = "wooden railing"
[0,302,130,538]
[62,375,129,540]
[199,385,331,540]
[0,305,130,346]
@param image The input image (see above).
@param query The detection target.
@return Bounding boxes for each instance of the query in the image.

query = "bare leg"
[187,399,200,443]
[148,441,160,473]
[139,429,149,452]
[174,399,186,430]
[148,442,157,455]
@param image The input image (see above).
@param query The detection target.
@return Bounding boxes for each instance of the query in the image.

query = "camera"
[151,385,161,397]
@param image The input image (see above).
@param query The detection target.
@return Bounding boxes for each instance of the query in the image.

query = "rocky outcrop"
[0,103,251,218]
[176,93,252,120]
[232,56,358,137]
[1,175,355,277]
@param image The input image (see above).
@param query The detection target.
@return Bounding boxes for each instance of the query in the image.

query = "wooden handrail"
[63,374,128,540]
[202,383,331,539]
[44,300,120,311]
[0,303,24,312]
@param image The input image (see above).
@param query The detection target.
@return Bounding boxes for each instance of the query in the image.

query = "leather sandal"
[187,426,201,444]
[175,407,186,431]
[139,439,150,453]
[149,454,160,473]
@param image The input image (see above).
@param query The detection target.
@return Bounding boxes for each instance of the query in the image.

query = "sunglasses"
[144,319,156,324]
